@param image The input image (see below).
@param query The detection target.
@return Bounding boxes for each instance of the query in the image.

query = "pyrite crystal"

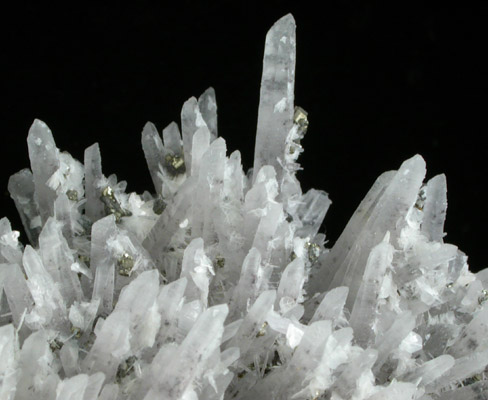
[0,13,487,400]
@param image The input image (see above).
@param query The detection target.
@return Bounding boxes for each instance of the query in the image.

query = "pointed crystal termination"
[27,119,60,224]
[198,87,218,141]
[309,155,426,310]
[141,122,165,195]
[181,97,209,177]
[421,173,447,242]
[84,143,105,223]
[253,13,296,184]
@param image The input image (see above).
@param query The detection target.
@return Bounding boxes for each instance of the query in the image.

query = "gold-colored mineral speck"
[118,252,135,276]
[70,326,82,339]
[215,255,225,269]
[414,186,427,211]
[256,321,268,337]
[461,373,482,386]
[102,186,114,198]
[78,254,90,266]
[478,289,488,305]
[66,189,78,201]
[306,242,321,264]
[237,370,247,379]
[310,391,321,400]
[165,153,186,175]
[49,338,64,352]
[101,186,132,222]
[116,356,137,382]
[293,106,309,133]
[152,197,166,215]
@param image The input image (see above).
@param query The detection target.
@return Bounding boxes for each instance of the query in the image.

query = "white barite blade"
[141,122,165,195]
[350,238,394,348]
[90,215,117,317]
[27,119,60,224]
[253,14,296,185]
[8,169,42,245]
[84,143,105,223]
[421,174,447,242]
[198,87,218,141]
[181,97,209,176]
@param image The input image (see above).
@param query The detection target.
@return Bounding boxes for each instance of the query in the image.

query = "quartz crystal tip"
[253,12,296,183]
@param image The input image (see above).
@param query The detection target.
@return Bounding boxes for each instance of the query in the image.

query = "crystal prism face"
[0,13,487,400]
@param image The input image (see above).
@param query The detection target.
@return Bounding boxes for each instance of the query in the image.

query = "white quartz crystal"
[1,13,487,400]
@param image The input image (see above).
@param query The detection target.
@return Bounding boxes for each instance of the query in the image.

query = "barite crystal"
[0,13,487,400]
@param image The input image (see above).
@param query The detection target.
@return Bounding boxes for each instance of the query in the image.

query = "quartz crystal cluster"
[1,14,487,400]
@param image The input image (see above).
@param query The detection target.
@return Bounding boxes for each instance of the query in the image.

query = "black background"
[1,2,487,271]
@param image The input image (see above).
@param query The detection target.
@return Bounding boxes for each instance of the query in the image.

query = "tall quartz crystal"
[0,13,487,400]
[253,14,296,185]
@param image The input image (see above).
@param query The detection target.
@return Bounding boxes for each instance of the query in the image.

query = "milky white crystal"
[0,13,487,400]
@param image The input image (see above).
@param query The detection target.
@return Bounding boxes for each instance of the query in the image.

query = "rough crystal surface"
[1,12,487,400]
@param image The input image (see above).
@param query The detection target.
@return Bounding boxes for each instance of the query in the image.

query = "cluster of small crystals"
[1,14,488,400]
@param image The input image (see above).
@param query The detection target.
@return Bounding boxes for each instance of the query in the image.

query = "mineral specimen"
[0,13,487,400]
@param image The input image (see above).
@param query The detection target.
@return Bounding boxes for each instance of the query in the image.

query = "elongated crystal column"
[253,14,296,184]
